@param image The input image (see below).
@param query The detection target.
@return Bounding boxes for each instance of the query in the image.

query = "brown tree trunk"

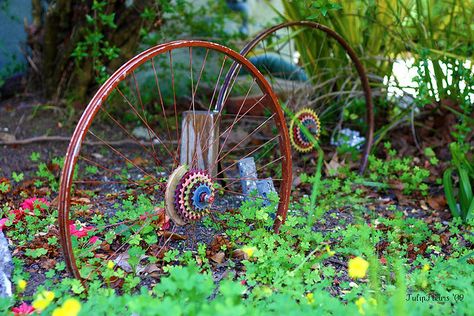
[26,0,162,105]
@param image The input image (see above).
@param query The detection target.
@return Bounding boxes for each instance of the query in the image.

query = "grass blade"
[443,167,460,218]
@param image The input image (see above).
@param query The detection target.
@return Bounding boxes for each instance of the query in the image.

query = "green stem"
[310,144,324,209]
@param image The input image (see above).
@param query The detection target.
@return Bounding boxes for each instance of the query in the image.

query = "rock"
[238,157,258,195]
[0,132,16,143]
[238,157,278,207]
[256,178,277,207]
[132,126,152,140]
[0,231,13,297]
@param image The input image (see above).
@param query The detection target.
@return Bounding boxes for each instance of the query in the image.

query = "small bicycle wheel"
[58,40,291,281]
[234,21,374,173]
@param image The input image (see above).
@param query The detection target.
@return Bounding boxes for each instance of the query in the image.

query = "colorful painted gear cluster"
[289,108,321,153]
[173,169,215,223]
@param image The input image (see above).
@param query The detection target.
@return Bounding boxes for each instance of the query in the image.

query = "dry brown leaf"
[137,263,161,276]
[232,249,249,260]
[113,253,133,272]
[50,196,59,208]
[40,259,56,270]
[160,231,187,240]
[324,153,344,176]
[210,252,225,264]
[208,235,231,254]
[70,197,91,205]
[131,157,147,166]
[427,195,447,211]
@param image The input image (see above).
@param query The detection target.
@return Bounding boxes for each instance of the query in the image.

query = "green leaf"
[85,14,94,24]
[458,167,472,218]
[443,168,460,218]
[30,152,41,162]
[100,13,116,28]
[466,198,474,220]
[24,248,48,258]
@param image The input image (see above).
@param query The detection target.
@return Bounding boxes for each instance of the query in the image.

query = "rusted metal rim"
[224,21,374,174]
[58,40,292,280]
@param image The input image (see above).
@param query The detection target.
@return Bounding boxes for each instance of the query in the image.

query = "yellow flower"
[422,264,430,272]
[306,292,315,304]
[260,286,273,297]
[348,257,369,279]
[17,279,27,292]
[369,298,377,306]
[242,246,257,259]
[325,245,335,256]
[107,260,115,269]
[355,297,367,315]
[421,279,428,289]
[52,298,81,316]
[32,290,55,311]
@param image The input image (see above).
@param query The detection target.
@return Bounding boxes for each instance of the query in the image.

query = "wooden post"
[180,111,219,177]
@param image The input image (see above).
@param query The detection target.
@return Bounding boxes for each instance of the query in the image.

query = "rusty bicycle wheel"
[58,40,292,281]
[230,21,374,173]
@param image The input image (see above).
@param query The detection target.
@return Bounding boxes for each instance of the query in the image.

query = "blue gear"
[192,184,212,210]
[300,118,318,143]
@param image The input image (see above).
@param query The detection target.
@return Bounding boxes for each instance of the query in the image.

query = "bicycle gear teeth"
[289,108,320,153]
[173,169,214,223]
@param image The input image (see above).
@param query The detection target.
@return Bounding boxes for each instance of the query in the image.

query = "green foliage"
[35,157,65,192]
[71,0,120,84]
[149,0,239,46]
[278,0,473,149]
[443,143,474,222]
[24,247,48,259]
[0,181,10,194]
[11,172,24,183]
[280,0,408,80]
[397,1,473,103]
[2,159,473,315]
[368,143,430,195]
[30,152,41,162]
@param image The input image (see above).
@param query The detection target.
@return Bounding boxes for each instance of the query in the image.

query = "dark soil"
[0,98,71,177]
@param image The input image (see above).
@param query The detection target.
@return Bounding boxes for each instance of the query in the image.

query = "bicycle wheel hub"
[165,165,215,225]
[290,108,320,153]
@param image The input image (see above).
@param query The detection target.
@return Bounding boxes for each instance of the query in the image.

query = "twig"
[0,135,176,146]
[326,257,348,268]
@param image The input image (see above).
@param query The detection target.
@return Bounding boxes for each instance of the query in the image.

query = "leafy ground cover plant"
[0,149,472,315]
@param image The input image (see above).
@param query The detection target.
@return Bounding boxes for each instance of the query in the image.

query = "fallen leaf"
[324,153,344,176]
[208,235,231,254]
[160,231,187,240]
[232,249,249,260]
[210,252,225,264]
[50,196,59,208]
[70,197,91,205]
[131,157,147,167]
[427,195,446,211]
[109,276,124,289]
[137,263,161,276]
[113,253,133,272]
[440,233,450,246]
[151,242,169,258]
[40,259,56,270]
